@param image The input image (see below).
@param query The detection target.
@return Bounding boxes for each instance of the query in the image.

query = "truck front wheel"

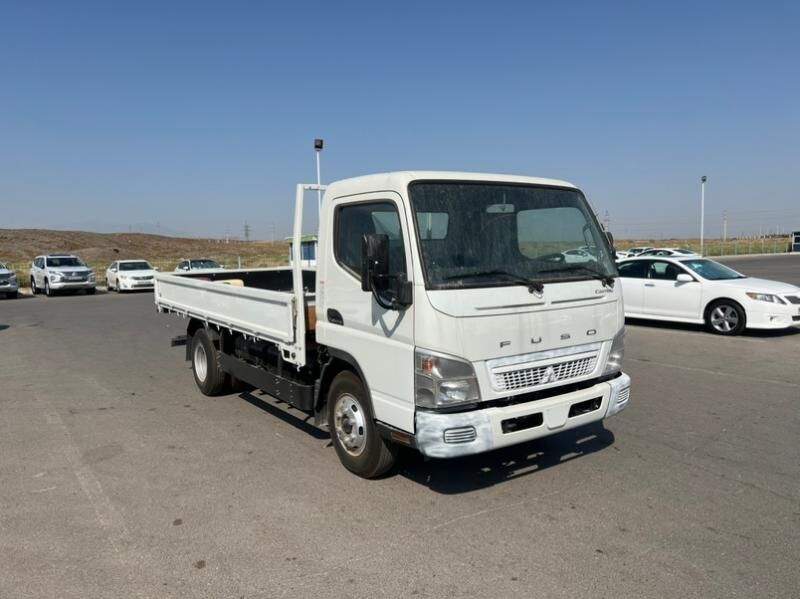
[328,371,397,478]
[191,329,227,396]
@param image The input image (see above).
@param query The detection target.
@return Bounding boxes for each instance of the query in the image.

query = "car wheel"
[191,329,227,396]
[86,287,96,295]
[45,279,53,297]
[327,370,397,478]
[706,300,746,336]
[30,277,37,294]
[8,291,18,299]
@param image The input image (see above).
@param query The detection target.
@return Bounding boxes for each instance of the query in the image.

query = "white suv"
[30,255,96,296]
[0,261,19,298]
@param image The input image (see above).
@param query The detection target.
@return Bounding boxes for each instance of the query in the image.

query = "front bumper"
[49,279,95,291]
[746,303,800,329]
[415,372,631,458]
[0,281,19,293]
[118,278,154,290]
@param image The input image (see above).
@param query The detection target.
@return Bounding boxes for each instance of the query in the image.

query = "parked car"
[106,260,157,292]
[637,247,699,257]
[617,256,800,335]
[175,258,224,273]
[614,251,630,261]
[30,255,96,296]
[0,261,19,298]
[562,248,595,263]
[626,247,654,256]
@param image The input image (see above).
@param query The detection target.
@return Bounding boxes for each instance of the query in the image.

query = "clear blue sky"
[2,0,798,239]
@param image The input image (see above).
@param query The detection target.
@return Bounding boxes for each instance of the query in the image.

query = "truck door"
[319,193,415,433]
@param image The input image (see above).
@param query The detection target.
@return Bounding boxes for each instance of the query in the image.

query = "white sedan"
[617,256,800,335]
[106,260,157,292]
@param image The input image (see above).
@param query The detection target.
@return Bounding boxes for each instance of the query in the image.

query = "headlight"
[88,272,96,282]
[9,274,17,282]
[745,292,784,305]
[415,349,480,409]
[50,272,64,281]
[603,329,625,375]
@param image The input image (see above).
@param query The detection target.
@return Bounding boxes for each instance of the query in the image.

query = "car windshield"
[190,259,220,269]
[409,182,616,289]
[119,261,152,271]
[680,259,745,280]
[47,257,84,267]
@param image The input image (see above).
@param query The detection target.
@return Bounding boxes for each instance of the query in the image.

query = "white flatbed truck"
[155,172,631,477]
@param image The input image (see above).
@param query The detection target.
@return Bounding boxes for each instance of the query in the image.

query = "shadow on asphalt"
[0,325,8,332]
[236,390,615,492]
[396,422,615,494]
[626,317,800,338]
[238,390,329,440]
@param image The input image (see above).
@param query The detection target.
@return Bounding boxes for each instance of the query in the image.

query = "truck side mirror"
[361,233,412,310]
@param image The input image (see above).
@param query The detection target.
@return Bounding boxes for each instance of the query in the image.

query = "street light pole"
[314,139,324,214]
[700,176,707,256]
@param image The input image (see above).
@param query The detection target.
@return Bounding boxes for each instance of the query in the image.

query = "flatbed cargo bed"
[155,267,316,366]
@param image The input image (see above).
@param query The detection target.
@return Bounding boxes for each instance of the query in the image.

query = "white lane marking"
[628,358,799,388]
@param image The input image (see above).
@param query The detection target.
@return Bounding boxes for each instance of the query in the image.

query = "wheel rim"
[711,305,739,332]
[333,393,367,457]
[194,342,208,382]
[45,281,50,295]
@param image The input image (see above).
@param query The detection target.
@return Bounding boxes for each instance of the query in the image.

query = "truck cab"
[316,172,629,461]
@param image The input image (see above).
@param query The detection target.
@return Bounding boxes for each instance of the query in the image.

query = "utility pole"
[723,210,727,242]
[244,222,251,242]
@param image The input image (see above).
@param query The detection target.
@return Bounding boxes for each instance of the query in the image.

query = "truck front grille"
[487,343,601,393]
[493,357,597,391]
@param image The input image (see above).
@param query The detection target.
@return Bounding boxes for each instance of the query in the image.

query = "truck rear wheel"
[191,329,227,396]
[328,371,397,478]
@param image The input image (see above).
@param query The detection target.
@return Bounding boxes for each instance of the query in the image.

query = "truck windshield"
[409,182,616,290]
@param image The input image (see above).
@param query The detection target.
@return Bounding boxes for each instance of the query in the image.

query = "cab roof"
[325,171,578,200]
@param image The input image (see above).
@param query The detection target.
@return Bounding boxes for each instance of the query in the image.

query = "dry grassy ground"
[0,229,289,286]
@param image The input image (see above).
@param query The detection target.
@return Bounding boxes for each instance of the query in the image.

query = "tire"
[327,370,397,478]
[115,279,121,293]
[706,300,746,336]
[30,277,38,295]
[45,279,53,297]
[191,329,227,396]
[8,291,18,299]
[86,287,96,295]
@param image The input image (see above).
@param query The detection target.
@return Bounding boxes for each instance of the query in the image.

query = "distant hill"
[0,229,289,271]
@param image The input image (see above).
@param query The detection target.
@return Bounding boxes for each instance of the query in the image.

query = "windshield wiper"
[538,265,616,288]
[444,269,544,294]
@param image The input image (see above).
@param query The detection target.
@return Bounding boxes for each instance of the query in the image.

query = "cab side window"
[335,201,406,281]
[617,260,649,279]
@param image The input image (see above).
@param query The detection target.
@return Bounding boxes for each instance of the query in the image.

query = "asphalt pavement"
[1,257,798,598]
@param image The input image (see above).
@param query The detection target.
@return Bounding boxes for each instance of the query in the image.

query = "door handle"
[327,309,343,325]
[644,283,655,287]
